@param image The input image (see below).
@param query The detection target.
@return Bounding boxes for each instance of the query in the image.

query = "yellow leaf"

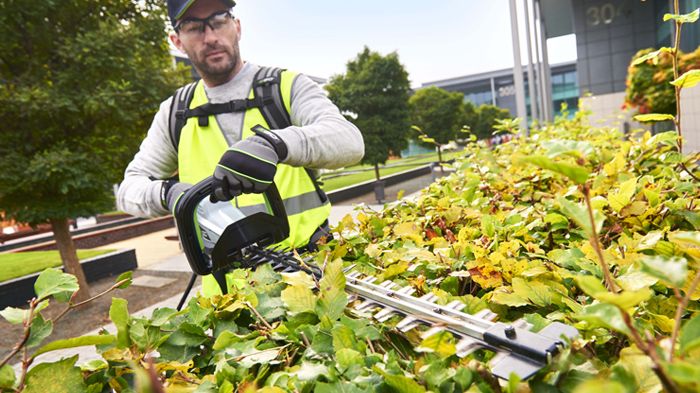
[604,151,627,177]
[671,69,700,88]
[393,222,424,244]
[281,285,317,314]
[608,177,637,213]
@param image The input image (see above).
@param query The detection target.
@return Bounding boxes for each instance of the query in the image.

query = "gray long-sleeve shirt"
[117,62,364,217]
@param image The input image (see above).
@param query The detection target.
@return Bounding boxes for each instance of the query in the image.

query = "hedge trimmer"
[174,177,579,380]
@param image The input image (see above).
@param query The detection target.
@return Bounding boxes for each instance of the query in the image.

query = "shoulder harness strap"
[252,66,328,204]
[168,81,197,152]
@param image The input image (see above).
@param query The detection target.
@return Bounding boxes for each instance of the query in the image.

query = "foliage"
[6,111,700,392]
[0,0,189,225]
[326,46,412,169]
[624,45,700,116]
[0,269,132,391]
[409,86,465,148]
[463,104,512,140]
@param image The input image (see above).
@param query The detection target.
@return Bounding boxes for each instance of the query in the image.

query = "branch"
[51,278,130,324]
[672,0,683,152]
[0,299,38,368]
[581,184,617,292]
[619,310,680,393]
[670,269,700,361]
[243,301,273,330]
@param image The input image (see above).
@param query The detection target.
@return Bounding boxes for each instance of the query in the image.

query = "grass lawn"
[320,150,466,191]
[0,249,114,282]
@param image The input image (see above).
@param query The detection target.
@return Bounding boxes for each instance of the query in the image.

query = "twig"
[145,356,166,393]
[243,301,273,330]
[0,299,38,368]
[619,310,680,393]
[672,0,683,153]
[366,337,375,353]
[581,184,617,292]
[52,278,130,324]
[670,269,700,361]
[300,331,310,347]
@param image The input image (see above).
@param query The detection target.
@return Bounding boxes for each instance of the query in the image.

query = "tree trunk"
[374,163,381,181]
[50,217,90,302]
[437,146,444,174]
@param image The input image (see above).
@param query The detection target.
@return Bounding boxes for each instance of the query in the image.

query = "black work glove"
[163,180,192,213]
[211,128,288,202]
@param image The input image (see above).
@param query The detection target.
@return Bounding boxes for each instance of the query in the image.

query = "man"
[117,0,364,294]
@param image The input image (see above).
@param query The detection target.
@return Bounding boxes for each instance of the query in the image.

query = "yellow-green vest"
[177,71,331,296]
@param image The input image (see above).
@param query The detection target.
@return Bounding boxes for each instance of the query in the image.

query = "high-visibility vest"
[176,71,331,296]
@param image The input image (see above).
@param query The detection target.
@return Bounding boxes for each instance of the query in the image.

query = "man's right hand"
[163,180,192,213]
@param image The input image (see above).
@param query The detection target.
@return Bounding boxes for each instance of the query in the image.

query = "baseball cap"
[167,0,236,27]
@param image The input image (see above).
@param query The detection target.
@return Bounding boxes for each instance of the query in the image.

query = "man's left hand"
[211,134,280,202]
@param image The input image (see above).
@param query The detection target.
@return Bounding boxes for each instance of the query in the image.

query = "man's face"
[170,0,242,85]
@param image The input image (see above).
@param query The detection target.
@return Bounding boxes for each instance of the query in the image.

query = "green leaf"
[668,231,700,247]
[79,359,108,372]
[33,335,115,357]
[415,330,456,358]
[109,298,130,348]
[0,306,28,324]
[23,356,86,393]
[281,285,317,314]
[671,69,700,88]
[281,271,316,288]
[114,271,132,289]
[490,291,530,307]
[663,8,700,23]
[640,255,688,288]
[481,214,497,237]
[512,277,557,307]
[558,197,605,238]
[521,155,590,184]
[332,324,357,352]
[0,364,16,389]
[631,47,673,66]
[336,348,363,372]
[27,314,53,348]
[597,289,653,310]
[34,268,79,302]
[608,177,637,213]
[572,379,626,393]
[317,259,348,321]
[541,139,595,159]
[382,371,427,393]
[576,275,606,297]
[319,259,346,298]
[293,362,329,381]
[576,303,630,335]
[664,360,700,384]
[679,313,700,355]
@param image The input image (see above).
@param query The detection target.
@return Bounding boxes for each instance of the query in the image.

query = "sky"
[224,0,578,87]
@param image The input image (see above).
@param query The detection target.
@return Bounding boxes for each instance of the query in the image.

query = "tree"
[326,46,411,181]
[466,104,512,141]
[409,86,464,164]
[624,46,700,116]
[0,0,188,301]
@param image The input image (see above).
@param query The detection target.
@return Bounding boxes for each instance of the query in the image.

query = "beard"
[187,40,240,84]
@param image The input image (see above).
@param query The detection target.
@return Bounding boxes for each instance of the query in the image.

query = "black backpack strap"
[253,66,292,130]
[168,81,197,152]
[252,66,329,204]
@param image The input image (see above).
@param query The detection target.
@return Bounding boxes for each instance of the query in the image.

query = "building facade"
[423,0,700,152]
[422,61,578,121]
